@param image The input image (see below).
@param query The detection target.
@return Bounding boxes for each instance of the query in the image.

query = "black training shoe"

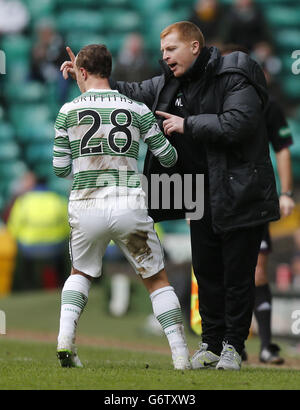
[259,343,284,365]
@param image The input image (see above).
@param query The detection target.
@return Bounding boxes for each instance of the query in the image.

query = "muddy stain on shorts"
[125,230,153,272]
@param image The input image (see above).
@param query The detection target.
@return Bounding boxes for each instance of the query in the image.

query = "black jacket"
[110,47,280,233]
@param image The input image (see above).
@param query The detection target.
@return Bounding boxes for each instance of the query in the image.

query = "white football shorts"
[68,196,165,279]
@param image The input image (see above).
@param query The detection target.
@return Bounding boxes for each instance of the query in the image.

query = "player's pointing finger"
[66,46,76,62]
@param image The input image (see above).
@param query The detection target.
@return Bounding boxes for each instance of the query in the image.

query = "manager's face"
[160,30,200,77]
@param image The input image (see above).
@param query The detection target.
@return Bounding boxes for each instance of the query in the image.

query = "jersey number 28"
[78,109,132,155]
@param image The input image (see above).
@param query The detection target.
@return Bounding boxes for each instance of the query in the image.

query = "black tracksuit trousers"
[190,195,264,355]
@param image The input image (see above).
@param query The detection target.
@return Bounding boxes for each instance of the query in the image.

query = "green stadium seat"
[56,0,100,10]
[23,0,55,21]
[281,76,300,100]
[0,105,4,121]
[4,60,31,85]
[106,33,128,56]
[275,29,300,51]
[5,81,46,104]
[256,0,300,4]
[8,104,52,130]
[294,106,300,122]
[0,123,15,142]
[101,9,142,33]
[0,195,5,213]
[17,121,54,144]
[0,35,31,83]
[66,32,108,54]
[288,118,300,139]
[264,7,300,28]
[130,0,173,14]
[0,181,15,202]
[33,161,55,179]
[217,0,234,4]
[25,142,53,165]
[48,177,72,198]
[145,11,185,49]
[0,160,27,181]
[102,0,133,7]
[56,10,105,35]
[220,0,300,4]
[0,35,31,63]
[172,0,196,8]
[0,141,20,161]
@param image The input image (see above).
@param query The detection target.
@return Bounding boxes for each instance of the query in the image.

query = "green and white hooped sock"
[150,286,188,355]
[58,274,91,346]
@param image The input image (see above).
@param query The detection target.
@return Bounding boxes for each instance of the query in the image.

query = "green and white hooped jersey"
[53,89,177,201]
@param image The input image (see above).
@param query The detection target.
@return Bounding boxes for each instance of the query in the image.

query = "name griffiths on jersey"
[104,394,138,408]
[73,93,133,104]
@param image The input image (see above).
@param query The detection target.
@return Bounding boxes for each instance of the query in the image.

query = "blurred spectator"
[7,177,70,290]
[251,42,293,115]
[188,0,226,46]
[2,170,37,224]
[276,263,292,292]
[0,0,29,36]
[252,42,282,78]
[291,229,300,291]
[112,32,155,82]
[0,220,17,297]
[30,19,69,102]
[222,0,272,51]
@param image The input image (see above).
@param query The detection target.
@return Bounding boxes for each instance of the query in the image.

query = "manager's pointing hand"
[155,111,184,136]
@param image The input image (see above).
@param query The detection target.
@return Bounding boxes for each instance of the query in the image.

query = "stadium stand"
[0,0,299,239]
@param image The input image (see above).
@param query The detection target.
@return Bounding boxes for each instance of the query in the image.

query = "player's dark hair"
[76,44,112,78]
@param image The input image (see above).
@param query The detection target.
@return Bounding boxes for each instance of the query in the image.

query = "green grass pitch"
[0,280,300,390]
